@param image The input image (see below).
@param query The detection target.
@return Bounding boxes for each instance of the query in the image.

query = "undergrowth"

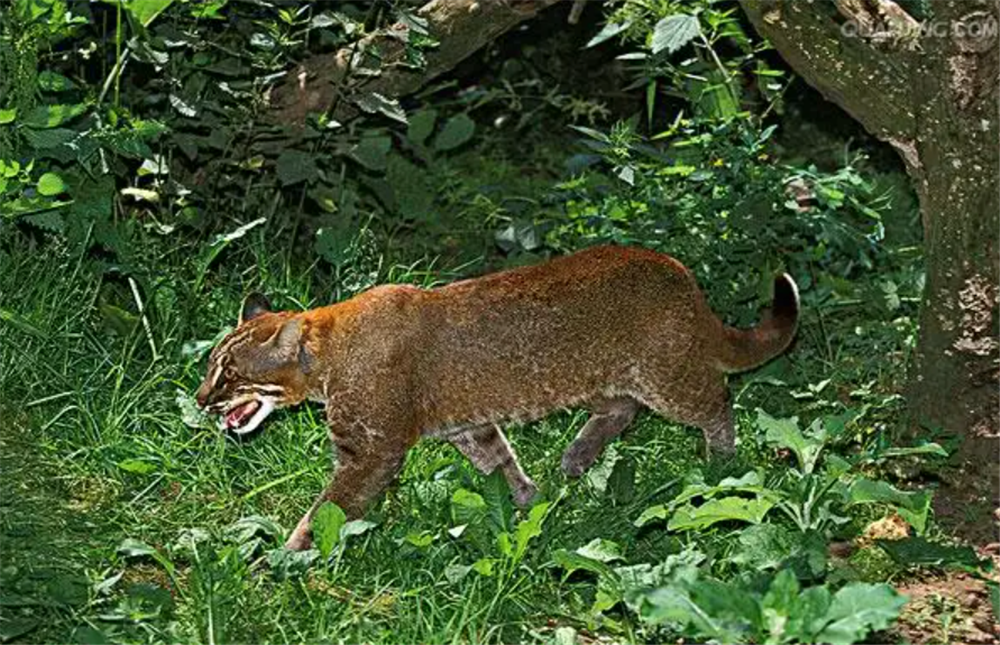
[1,1,990,644]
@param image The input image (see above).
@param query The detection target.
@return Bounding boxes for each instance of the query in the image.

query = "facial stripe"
[213,326,256,358]
[208,363,224,389]
[235,383,285,392]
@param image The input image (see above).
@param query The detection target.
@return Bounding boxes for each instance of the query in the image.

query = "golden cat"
[195,245,799,550]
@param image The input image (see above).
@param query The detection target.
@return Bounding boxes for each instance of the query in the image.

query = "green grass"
[0,175,927,644]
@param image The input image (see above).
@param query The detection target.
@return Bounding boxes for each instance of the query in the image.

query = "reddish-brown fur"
[195,245,799,550]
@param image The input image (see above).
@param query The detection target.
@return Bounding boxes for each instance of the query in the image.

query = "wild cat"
[195,245,798,550]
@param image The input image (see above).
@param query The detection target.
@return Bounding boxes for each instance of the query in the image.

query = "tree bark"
[739,0,999,543]
[270,0,563,126]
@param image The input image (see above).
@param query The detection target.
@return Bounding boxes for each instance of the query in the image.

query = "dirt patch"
[892,548,1000,645]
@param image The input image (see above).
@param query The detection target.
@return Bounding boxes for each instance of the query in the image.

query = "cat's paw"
[512,481,539,508]
[560,447,592,478]
[284,526,313,551]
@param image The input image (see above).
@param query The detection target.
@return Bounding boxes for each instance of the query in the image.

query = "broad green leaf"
[0,108,16,124]
[172,527,210,557]
[762,568,800,640]
[634,504,669,528]
[758,410,824,474]
[405,531,435,548]
[0,159,20,177]
[586,20,632,48]
[189,0,227,19]
[692,68,740,121]
[814,583,906,645]
[266,547,318,581]
[117,538,157,557]
[877,536,985,570]
[497,531,512,557]
[848,478,931,534]
[126,0,175,27]
[24,103,87,129]
[577,538,624,563]
[631,582,749,642]
[472,557,495,577]
[227,515,284,545]
[444,562,471,584]
[513,501,550,561]
[406,108,437,145]
[386,153,433,220]
[22,211,66,233]
[0,618,39,642]
[433,113,475,152]
[69,626,110,644]
[730,523,796,571]
[451,488,487,526]
[38,70,76,91]
[312,502,347,558]
[551,549,613,580]
[785,585,833,641]
[717,471,763,489]
[351,135,392,172]
[607,452,636,503]
[36,172,66,196]
[688,578,763,636]
[651,14,701,55]
[586,442,621,494]
[481,469,514,534]
[667,496,774,531]
[669,470,763,507]
[607,549,705,615]
[339,519,376,543]
[275,149,318,186]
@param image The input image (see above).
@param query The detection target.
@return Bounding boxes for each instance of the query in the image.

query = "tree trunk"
[739,0,999,543]
[270,0,563,126]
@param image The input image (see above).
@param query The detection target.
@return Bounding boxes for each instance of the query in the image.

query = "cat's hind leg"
[561,397,641,477]
[449,424,538,507]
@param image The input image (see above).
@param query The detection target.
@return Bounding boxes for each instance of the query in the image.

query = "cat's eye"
[223,366,237,381]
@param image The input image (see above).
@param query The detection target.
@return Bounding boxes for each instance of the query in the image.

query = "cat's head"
[195,294,312,434]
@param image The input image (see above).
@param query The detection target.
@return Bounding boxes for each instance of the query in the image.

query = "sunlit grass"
[0,212,924,644]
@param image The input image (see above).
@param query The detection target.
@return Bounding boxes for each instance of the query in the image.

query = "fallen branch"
[270,0,564,126]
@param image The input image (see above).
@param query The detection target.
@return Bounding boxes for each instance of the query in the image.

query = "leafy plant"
[445,485,553,585]
[632,409,944,541]
[630,567,906,644]
[589,1,790,125]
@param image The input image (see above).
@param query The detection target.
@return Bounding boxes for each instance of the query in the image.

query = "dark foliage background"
[2,1,989,644]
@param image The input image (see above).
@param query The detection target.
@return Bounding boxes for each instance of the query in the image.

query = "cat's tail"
[716,274,799,373]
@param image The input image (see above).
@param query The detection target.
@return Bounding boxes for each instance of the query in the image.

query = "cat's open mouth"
[221,398,275,435]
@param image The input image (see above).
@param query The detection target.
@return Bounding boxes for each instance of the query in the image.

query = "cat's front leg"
[285,411,414,551]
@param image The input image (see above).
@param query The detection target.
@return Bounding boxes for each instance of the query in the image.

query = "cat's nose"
[195,383,212,408]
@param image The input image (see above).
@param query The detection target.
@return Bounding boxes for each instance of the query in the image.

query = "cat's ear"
[272,319,311,373]
[274,318,301,353]
[239,292,272,326]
